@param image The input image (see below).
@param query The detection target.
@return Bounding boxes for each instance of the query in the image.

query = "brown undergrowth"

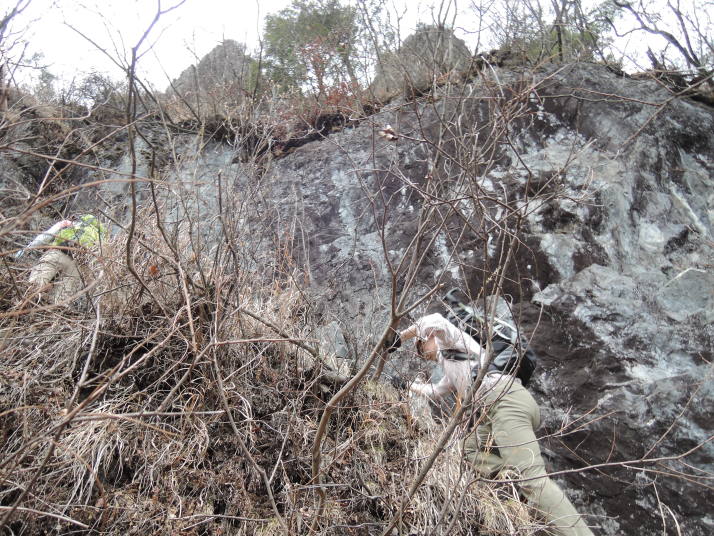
[0,208,535,535]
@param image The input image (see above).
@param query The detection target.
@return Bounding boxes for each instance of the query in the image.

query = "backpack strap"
[441,350,476,362]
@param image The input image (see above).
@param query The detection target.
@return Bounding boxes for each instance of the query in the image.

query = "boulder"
[169,39,256,115]
[370,25,472,102]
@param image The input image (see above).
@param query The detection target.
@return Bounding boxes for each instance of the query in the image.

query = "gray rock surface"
[370,25,473,102]
[248,63,714,535]
[169,39,255,106]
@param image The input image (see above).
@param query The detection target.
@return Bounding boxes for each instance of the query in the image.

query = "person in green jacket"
[18,214,107,297]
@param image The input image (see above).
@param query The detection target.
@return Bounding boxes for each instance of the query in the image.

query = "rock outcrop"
[245,63,714,535]
[370,25,473,102]
[169,39,256,114]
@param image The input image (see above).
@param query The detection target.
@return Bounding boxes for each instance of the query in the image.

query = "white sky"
[7,0,703,92]
[13,0,293,89]
[11,0,453,90]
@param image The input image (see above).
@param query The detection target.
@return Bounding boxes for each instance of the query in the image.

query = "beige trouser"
[464,380,595,536]
[28,250,82,301]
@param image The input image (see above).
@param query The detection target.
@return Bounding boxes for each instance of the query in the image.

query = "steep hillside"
[1,60,713,536]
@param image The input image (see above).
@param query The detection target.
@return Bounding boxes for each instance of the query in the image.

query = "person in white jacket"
[386,311,596,536]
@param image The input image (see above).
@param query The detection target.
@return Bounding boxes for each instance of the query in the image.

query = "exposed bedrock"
[249,63,713,535]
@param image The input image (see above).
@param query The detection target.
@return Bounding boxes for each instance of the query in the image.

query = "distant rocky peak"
[170,39,254,97]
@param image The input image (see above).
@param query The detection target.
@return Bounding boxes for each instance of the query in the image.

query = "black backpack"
[443,290,537,387]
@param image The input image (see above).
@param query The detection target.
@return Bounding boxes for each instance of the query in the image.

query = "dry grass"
[0,89,541,533]
[0,208,539,535]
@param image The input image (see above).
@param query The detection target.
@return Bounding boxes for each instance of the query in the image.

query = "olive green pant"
[28,250,82,303]
[29,250,79,286]
[463,380,595,536]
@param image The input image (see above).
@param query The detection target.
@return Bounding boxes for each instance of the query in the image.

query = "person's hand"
[384,329,402,353]
[410,376,426,388]
[407,376,429,399]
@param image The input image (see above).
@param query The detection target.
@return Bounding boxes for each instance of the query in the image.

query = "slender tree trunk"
[0,64,7,113]
[551,0,567,62]
[339,48,360,90]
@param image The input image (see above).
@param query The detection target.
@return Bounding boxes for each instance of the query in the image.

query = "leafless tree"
[610,0,714,86]
[0,0,32,113]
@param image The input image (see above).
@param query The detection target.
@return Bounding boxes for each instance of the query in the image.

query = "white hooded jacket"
[400,313,519,401]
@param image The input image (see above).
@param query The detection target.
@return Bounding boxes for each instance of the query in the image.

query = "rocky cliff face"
[238,63,713,535]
